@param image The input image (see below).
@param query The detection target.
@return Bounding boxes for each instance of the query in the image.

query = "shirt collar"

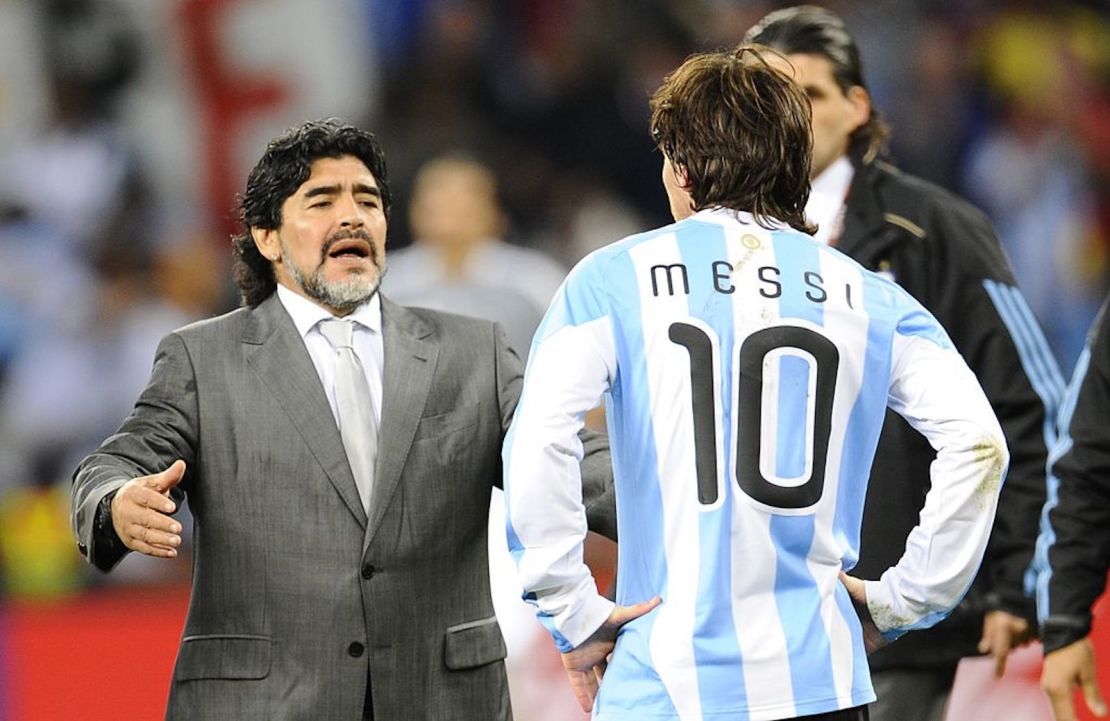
[689,206,789,230]
[806,155,855,245]
[275,283,383,338]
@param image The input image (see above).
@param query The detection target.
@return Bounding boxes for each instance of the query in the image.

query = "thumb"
[1081,666,1108,718]
[611,597,662,626]
[148,459,186,492]
[839,572,866,604]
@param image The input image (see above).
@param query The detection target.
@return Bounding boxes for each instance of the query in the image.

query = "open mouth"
[326,238,373,261]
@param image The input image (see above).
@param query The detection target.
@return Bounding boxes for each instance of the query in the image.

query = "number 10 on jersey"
[669,321,840,513]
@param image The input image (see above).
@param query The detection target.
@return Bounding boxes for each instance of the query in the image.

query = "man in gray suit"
[71,119,614,720]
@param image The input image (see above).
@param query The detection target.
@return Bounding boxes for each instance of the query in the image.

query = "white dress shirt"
[806,155,855,246]
[276,284,384,428]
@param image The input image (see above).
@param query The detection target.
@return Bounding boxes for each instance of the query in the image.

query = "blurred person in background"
[384,151,592,720]
[70,119,616,721]
[0,0,209,596]
[0,0,144,402]
[384,152,566,358]
[1031,294,1110,721]
[963,3,1110,372]
[746,7,1062,721]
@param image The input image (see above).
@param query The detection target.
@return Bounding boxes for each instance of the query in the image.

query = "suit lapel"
[243,295,368,528]
[366,296,438,546]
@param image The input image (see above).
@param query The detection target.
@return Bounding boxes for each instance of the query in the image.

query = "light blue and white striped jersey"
[504,208,1008,720]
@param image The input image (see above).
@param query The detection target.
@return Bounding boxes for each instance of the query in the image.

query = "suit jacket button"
[348,642,365,658]
[361,563,375,580]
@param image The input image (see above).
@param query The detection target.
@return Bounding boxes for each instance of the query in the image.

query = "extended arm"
[1035,300,1110,721]
[71,332,198,571]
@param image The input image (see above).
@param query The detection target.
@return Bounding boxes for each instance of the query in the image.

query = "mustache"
[319,230,381,264]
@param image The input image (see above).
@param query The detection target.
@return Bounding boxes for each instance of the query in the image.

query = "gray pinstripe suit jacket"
[72,293,615,720]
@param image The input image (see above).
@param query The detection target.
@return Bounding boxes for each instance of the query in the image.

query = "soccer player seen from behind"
[503,47,1009,721]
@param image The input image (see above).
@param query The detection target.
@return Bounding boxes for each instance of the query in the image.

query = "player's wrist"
[1041,615,1091,654]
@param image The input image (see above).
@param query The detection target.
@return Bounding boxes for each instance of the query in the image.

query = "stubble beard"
[282,232,387,315]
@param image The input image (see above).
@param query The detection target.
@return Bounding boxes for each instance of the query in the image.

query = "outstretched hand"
[561,597,662,713]
[110,459,186,558]
[839,572,885,654]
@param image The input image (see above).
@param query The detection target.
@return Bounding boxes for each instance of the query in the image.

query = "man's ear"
[846,85,871,133]
[251,226,279,262]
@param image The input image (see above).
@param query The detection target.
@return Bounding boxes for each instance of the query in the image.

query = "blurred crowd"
[0,0,1107,638]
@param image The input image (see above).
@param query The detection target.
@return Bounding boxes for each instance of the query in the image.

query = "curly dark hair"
[231,119,392,307]
[743,5,890,163]
[649,47,815,234]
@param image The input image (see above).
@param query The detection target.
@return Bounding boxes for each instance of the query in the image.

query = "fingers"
[123,530,181,558]
[122,508,182,547]
[977,614,995,655]
[992,640,1011,678]
[1079,651,1108,718]
[979,616,1012,678]
[839,572,867,605]
[1083,682,1109,718]
[111,469,186,558]
[980,610,1034,668]
[566,668,599,713]
[594,656,608,683]
[114,479,175,514]
[611,596,662,626]
[1043,646,1085,721]
[1045,686,1078,721]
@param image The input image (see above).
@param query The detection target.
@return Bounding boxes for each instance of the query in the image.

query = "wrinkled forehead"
[295,155,380,194]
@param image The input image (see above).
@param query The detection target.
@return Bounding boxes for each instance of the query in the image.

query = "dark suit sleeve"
[492,321,616,541]
[71,332,198,571]
[1039,299,1110,652]
[934,201,1061,622]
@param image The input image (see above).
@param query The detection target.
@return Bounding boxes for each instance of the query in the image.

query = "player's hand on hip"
[561,596,662,713]
[1042,636,1107,721]
[110,459,185,558]
[839,572,886,654]
[978,609,1034,677]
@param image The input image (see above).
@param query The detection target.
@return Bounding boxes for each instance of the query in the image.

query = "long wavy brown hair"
[649,47,815,234]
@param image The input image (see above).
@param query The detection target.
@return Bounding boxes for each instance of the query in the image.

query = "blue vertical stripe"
[835,272,897,570]
[771,232,824,328]
[680,220,749,713]
[768,232,836,704]
[601,233,679,716]
[982,280,1067,600]
[833,580,872,705]
[983,280,1064,453]
[832,263,895,695]
[1032,345,1090,621]
[771,513,836,704]
[776,355,812,479]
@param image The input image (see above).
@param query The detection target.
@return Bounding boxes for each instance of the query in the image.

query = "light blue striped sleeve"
[503,252,618,651]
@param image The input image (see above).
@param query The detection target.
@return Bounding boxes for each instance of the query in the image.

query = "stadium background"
[0,0,1108,719]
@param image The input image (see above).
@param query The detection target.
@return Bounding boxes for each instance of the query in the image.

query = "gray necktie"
[318,318,378,514]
